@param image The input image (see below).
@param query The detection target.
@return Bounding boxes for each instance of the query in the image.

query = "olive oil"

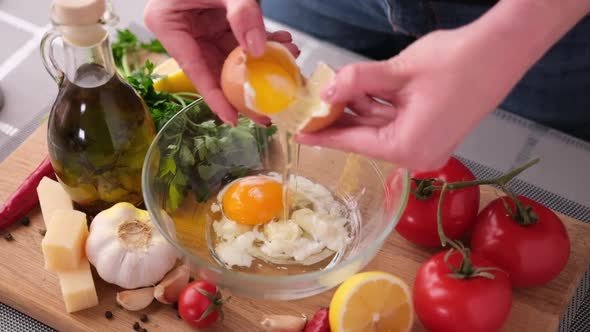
[42,0,156,214]
[48,64,155,214]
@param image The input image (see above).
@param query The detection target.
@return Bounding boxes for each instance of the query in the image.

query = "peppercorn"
[189,276,195,283]
[20,216,30,226]
[140,314,148,323]
[104,311,113,320]
[133,322,140,330]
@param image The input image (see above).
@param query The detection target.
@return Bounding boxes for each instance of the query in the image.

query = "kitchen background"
[1,1,590,331]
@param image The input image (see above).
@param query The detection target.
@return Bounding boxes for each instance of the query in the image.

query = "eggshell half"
[298,63,345,133]
[298,103,345,134]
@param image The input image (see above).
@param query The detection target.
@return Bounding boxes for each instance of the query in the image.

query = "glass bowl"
[142,99,410,300]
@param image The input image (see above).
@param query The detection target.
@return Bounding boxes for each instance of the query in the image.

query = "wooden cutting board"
[2,123,590,332]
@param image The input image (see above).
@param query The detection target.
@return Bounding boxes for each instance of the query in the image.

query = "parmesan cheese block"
[37,177,73,226]
[42,209,88,272]
[57,257,99,313]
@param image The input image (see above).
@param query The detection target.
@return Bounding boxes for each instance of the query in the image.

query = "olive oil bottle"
[41,0,156,214]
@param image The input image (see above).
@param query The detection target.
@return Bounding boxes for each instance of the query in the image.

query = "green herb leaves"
[112,29,167,77]
[156,103,275,211]
[125,60,184,131]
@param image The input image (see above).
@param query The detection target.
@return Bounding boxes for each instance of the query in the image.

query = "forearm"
[462,0,590,95]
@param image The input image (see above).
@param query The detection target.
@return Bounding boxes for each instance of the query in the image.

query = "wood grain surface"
[1,124,590,332]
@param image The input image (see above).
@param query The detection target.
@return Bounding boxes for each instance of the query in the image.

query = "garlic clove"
[260,314,307,332]
[116,286,155,311]
[154,264,191,304]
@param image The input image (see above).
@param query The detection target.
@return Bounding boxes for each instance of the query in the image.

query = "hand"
[297,27,522,171]
[144,0,299,126]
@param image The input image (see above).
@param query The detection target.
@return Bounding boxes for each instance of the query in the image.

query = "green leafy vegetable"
[140,39,166,53]
[112,29,168,77]
[125,60,184,130]
[111,29,277,211]
[156,103,276,211]
[112,29,138,72]
[112,30,199,130]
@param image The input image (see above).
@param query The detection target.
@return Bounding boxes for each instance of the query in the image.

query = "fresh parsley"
[112,29,168,77]
[125,60,185,130]
[157,106,276,211]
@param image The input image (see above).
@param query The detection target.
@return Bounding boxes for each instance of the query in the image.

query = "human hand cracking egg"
[220,42,345,134]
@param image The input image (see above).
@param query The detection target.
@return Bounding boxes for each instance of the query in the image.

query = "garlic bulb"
[86,202,179,289]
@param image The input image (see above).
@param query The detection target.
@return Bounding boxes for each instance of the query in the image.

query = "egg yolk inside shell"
[247,58,298,114]
[222,176,284,225]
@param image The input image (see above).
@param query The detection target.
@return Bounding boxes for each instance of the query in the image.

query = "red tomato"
[178,280,225,328]
[471,195,570,288]
[395,157,480,247]
[413,250,512,332]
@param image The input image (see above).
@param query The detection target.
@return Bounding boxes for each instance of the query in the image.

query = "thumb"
[224,0,267,56]
[321,58,409,104]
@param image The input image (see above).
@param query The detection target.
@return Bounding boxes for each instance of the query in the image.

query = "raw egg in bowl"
[143,96,409,301]
[220,41,345,133]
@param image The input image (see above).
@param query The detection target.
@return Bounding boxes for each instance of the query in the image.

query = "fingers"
[267,31,300,57]
[267,30,292,43]
[296,121,450,172]
[144,1,240,125]
[296,126,390,160]
[155,30,238,125]
[224,0,267,56]
[332,113,391,128]
[349,95,397,120]
[250,113,272,127]
[281,43,301,57]
[321,58,409,104]
[198,88,240,125]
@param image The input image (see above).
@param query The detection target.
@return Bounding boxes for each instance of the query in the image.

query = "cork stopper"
[50,0,108,47]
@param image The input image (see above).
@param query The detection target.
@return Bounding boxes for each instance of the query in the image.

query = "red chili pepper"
[0,156,56,230]
[304,308,330,332]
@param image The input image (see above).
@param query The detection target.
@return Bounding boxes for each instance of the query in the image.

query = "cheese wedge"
[57,257,99,313]
[42,209,88,272]
[37,177,73,226]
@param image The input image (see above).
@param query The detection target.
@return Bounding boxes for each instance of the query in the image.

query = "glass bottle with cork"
[41,0,156,215]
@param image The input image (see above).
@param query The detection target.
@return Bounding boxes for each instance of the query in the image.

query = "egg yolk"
[247,59,298,114]
[222,176,284,225]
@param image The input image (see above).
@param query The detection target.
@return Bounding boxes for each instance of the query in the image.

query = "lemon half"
[329,271,414,332]
[152,58,198,93]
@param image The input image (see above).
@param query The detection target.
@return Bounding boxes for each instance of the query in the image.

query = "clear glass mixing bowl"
[142,99,410,300]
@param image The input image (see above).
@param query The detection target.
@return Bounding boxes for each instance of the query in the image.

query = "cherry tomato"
[413,250,512,332]
[471,195,570,288]
[395,157,480,247]
[178,280,225,328]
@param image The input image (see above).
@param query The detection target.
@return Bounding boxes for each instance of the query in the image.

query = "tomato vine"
[430,158,540,279]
